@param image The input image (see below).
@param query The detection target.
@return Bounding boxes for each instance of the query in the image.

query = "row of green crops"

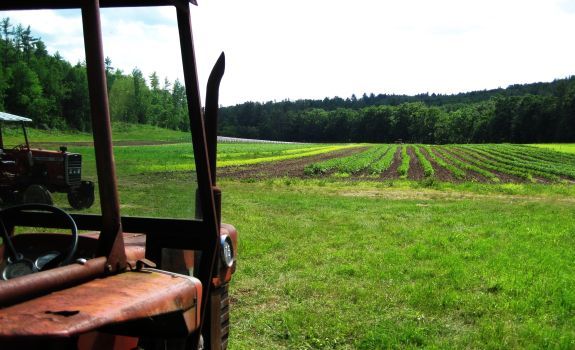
[304,143,575,183]
[451,146,537,182]
[459,145,561,181]
[397,146,410,178]
[368,145,398,174]
[423,145,465,179]
[304,145,388,175]
[413,146,434,177]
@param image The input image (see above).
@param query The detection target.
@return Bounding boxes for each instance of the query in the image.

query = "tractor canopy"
[0,112,32,123]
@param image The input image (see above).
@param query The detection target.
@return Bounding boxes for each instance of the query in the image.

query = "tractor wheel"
[67,181,95,210]
[22,185,53,205]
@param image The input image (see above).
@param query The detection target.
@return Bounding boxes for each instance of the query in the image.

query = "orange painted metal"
[0,257,108,307]
[0,269,202,339]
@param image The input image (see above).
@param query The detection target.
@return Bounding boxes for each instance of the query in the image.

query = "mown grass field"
[224,180,575,349]
[7,126,575,348]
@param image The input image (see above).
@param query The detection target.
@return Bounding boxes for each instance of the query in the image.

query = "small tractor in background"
[0,112,95,209]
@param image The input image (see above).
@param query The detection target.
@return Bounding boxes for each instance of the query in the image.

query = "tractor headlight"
[220,235,234,267]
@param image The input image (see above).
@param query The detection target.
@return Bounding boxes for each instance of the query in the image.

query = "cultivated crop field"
[222,143,575,184]
[10,126,575,348]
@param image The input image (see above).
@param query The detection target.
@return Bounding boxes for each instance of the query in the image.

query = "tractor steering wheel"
[0,204,78,280]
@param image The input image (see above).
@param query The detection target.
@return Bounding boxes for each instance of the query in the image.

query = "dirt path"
[219,147,369,179]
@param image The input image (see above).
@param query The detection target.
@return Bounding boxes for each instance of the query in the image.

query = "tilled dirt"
[406,146,425,181]
[219,147,369,179]
[379,147,402,180]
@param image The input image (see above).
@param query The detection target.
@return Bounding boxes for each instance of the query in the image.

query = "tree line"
[219,78,575,144]
[0,18,189,132]
[0,18,573,144]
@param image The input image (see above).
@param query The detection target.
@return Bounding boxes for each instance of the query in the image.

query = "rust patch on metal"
[0,270,202,339]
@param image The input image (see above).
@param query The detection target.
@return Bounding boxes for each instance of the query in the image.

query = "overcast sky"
[2,0,575,106]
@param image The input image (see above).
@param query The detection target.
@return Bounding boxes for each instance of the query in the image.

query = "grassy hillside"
[2,122,190,145]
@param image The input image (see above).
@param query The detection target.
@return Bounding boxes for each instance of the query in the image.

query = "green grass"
[2,122,191,145]
[65,170,575,348]
[530,143,575,154]
[7,131,575,348]
[220,179,575,349]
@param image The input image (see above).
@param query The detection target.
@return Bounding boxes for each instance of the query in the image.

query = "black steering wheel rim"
[0,203,78,270]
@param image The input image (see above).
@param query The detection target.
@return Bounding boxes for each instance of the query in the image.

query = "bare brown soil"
[219,147,369,179]
[379,147,402,180]
[407,146,425,181]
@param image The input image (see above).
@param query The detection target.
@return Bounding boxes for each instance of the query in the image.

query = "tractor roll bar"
[81,0,126,271]
[0,0,197,11]
[0,0,222,345]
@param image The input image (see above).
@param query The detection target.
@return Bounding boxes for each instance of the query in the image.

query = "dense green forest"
[0,18,189,132]
[0,18,574,143]
[219,79,575,143]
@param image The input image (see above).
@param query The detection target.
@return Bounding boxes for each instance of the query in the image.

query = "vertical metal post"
[175,3,220,348]
[205,52,225,187]
[81,0,126,270]
[21,122,30,149]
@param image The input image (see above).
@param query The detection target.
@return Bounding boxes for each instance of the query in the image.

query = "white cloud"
[2,0,575,106]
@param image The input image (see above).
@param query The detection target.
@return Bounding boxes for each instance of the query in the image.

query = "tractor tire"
[22,184,53,205]
[67,181,95,210]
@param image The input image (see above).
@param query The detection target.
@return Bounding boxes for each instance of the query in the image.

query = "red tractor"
[0,0,238,349]
[0,112,95,209]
